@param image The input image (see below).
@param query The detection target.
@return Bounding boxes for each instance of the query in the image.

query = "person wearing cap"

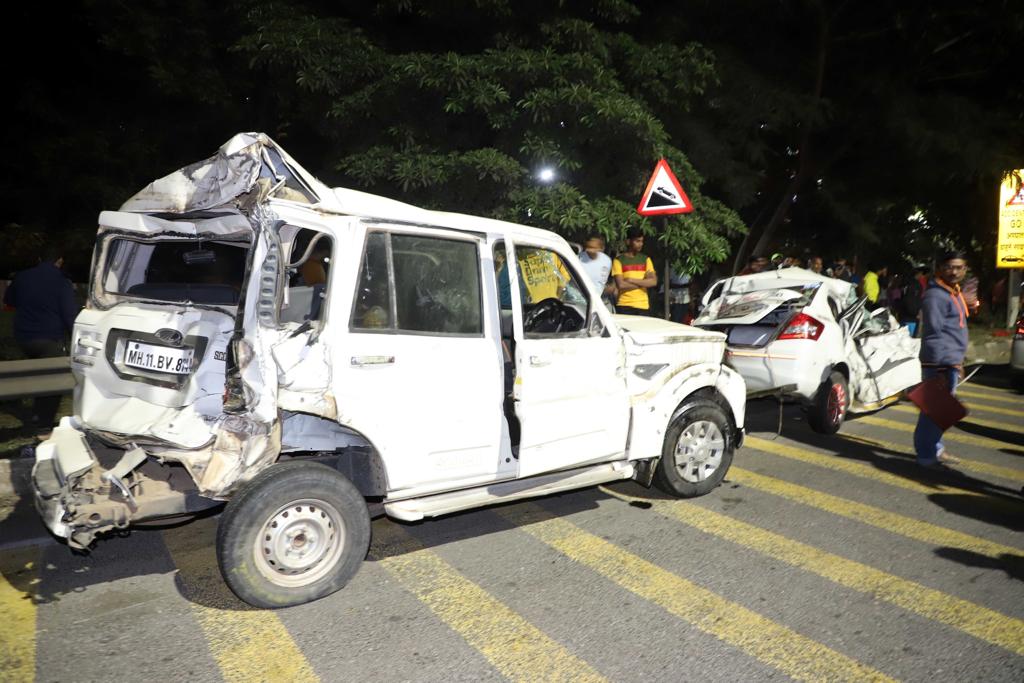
[612,228,657,315]
[913,250,969,469]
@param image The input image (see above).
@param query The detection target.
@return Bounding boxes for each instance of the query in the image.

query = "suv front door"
[506,242,629,477]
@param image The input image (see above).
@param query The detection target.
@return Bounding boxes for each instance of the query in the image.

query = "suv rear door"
[331,225,509,493]
[74,211,250,444]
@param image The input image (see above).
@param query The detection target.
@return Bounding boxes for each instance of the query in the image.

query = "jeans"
[912,366,959,464]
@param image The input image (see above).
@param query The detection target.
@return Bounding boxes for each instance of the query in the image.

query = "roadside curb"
[966,337,1011,365]
[0,457,33,502]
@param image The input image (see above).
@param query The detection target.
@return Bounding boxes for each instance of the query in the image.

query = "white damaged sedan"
[694,268,921,433]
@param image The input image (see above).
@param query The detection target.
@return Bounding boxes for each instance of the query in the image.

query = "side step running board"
[384,461,635,521]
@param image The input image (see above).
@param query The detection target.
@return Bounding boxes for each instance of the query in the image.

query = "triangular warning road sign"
[637,159,693,216]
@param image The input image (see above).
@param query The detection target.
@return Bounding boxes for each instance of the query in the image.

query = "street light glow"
[537,167,556,183]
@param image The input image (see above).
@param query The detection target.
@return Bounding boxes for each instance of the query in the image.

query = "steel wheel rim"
[673,420,725,483]
[253,498,346,588]
[827,382,847,425]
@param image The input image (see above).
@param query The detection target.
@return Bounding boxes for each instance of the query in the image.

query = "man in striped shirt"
[612,228,657,315]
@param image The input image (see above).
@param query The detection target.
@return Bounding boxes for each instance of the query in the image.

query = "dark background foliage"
[3,0,1022,285]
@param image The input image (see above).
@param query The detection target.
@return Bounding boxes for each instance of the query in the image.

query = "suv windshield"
[102,237,250,306]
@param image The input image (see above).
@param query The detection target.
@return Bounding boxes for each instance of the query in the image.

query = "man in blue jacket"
[3,247,79,435]
[913,250,969,468]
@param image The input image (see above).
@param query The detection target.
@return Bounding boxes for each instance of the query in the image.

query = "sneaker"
[937,451,961,465]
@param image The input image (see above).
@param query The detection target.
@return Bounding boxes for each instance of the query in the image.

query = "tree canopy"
[4,0,1022,283]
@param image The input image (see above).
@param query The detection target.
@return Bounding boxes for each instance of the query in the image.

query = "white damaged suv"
[32,133,746,607]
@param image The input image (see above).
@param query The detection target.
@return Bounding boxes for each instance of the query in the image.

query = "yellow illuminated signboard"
[997,170,1024,268]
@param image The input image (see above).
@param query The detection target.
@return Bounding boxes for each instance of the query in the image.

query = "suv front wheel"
[216,460,371,608]
[654,399,734,498]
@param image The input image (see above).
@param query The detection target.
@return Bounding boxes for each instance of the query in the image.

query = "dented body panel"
[694,268,921,411]
[32,133,745,550]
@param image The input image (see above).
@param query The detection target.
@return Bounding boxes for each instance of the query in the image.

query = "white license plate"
[124,341,195,375]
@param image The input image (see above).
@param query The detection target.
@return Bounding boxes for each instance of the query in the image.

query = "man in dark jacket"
[3,247,79,434]
[913,250,969,468]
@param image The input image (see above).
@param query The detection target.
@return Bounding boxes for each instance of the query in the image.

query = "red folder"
[906,376,967,431]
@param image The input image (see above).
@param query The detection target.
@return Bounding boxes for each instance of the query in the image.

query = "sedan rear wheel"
[808,371,849,434]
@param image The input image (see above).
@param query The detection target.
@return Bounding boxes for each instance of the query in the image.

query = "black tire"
[654,399,734,498]
[807,370,849,435]
[216,460,370,608]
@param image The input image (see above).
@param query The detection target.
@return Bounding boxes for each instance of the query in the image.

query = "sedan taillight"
[778,312,824,341]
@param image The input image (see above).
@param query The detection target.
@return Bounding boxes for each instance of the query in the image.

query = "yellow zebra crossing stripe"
[596,486,1024,656]
[370,519,607,683]
[857,415,1015,450]
[838,432,1024,484]
[729,467,1023,561]
[960,400,1024,420]
[162,520,319,683]
[0,546,39,683]
[957,383,1015,398]
[497,503,895,683]
[957,388,1024,408]
[888,404,1023,434]
[743,436,1024,505]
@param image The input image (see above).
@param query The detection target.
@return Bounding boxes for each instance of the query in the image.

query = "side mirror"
[588,310,607,337]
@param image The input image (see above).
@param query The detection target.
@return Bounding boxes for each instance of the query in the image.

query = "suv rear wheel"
[216,460,370,608]
[808,370,849,434]
[655,399,734,497]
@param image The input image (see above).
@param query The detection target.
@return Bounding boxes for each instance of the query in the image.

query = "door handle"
[529,355,550,367]
[351,355,395,366]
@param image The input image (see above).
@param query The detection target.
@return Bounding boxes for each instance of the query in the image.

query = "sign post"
[997,170,1024,326]
[636,159,693,320]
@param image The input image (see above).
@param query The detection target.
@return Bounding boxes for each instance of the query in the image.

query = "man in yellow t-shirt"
[612,228,657,315]
[861,263,888,305]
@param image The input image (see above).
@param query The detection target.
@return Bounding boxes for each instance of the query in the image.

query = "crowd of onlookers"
[731,252,997,335]
[579,238,1012,333]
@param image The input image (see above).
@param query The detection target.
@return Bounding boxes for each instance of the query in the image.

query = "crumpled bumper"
[32,417,99,544]
[32,416,221,549]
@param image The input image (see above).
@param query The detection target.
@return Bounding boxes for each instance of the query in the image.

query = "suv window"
[352,231,483,336]
[512,245,590,337]
[280,228,332,324]
[102,238,248,305]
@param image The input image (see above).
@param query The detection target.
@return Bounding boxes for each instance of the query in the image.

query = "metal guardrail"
[0,357,75,401]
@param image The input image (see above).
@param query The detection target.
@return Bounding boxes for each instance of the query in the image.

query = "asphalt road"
[2,376,1022,682]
